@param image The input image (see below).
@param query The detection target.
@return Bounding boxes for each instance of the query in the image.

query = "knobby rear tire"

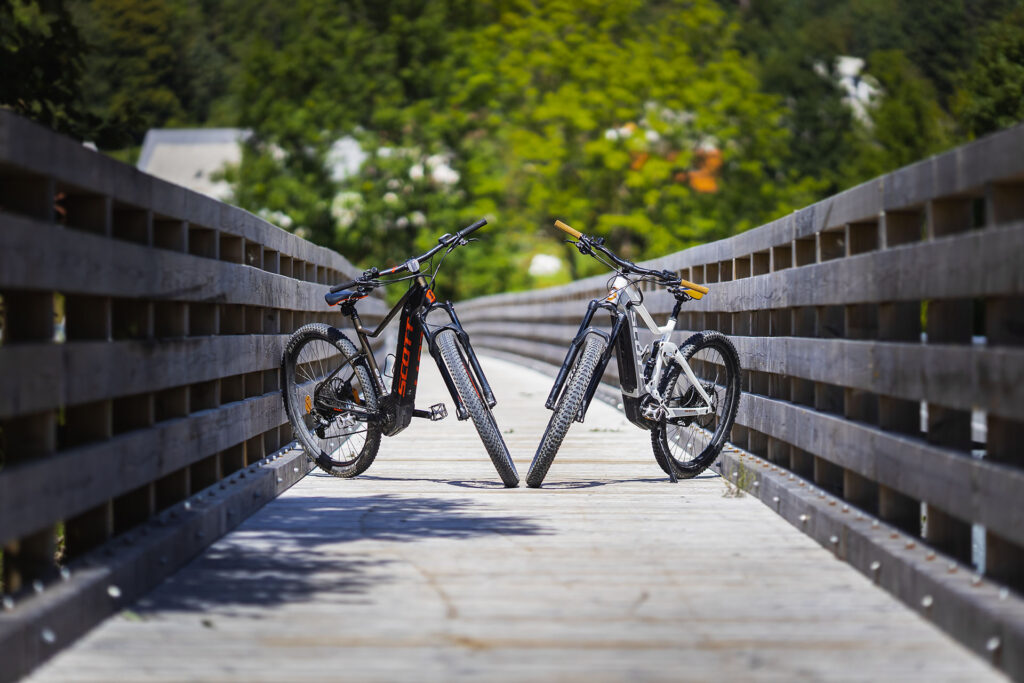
[281,323,382,478]
[435,329,519,488]
[526,335,606,488]
[651,331,741,479]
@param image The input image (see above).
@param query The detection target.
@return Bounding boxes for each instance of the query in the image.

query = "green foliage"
[851,50,952,177]
[954,5,1024,137]
[446,0,818,281]
[0,0,94,139]
[69,0,232,147]
[7,0,1024,301]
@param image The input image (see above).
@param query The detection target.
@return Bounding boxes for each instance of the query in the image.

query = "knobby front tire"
[651,331,741,479]
[435,329,519,488]
[526,335,606,488]
[281,323,382,478]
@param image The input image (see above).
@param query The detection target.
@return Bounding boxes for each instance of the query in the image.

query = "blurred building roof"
[137,128,249,201]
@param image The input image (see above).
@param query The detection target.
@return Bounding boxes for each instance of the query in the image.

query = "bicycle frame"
[337,274,496,437]
[545,275,714,429]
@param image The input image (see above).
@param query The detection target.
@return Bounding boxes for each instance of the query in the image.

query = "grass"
[722,459,753,498]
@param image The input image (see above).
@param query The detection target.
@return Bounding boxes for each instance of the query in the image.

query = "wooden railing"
[459,124,1024,677]
[0,111,385,680]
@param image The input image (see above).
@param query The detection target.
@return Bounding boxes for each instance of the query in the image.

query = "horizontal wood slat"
[469,323,1024,420]
[0,212,386,316]
[0,392,285,546]
[736,393,1024,547]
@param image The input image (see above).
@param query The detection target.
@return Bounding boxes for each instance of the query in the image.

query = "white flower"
[604,128,619,141]
[387,179,401,190]
[431,164,460,185]
[528,253,563,276]
[258,208,294,229]
[409,163,424,180]
[396,216,410,228]
[383,192,399,205]
[410,211,427,227]
[330,192,362,228]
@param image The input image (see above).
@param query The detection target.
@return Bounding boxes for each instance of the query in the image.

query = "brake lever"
[568,238,593,256]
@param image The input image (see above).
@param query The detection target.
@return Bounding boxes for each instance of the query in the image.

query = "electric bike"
[526,220,741,488]
[281,219,519,487]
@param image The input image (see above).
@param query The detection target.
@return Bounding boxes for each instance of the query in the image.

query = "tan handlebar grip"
[679,278,710,295]
[554,220,582,239]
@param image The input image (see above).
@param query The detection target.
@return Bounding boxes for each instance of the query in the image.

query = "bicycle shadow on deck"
[133,494,547,617]
[354,472,719,490]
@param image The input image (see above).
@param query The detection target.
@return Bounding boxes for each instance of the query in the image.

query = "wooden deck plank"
[26,356,1003,682]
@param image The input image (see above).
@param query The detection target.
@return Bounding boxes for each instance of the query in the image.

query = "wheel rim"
[289,337,370,467]
[664,345,728,466]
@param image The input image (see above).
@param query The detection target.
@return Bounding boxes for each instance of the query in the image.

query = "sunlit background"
[4,0,1023,298]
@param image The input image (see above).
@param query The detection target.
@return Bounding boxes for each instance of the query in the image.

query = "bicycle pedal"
[429,402,447,421]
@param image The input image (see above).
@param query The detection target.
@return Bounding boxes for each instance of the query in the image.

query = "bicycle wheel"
[435,329,519,487]
[281,323,382,477]
[526,335,606,488]
[651,331,741,479]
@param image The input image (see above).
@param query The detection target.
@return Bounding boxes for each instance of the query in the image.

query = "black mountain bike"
[281,219,519,487]
[526,220,741,488]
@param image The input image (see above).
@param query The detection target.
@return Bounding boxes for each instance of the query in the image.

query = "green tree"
[847,50,952,180]
[69,0,231,148]
[954,5,1024,137]
[445,0,818,283]
[0,0,95,139]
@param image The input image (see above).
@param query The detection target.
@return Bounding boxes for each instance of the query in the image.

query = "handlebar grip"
[457,218,487,238]
[329,279,359,293]
[554,220,582,239]
[679,278,710,295]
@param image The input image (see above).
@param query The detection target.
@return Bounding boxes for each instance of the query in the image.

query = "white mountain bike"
[526,220,742,488]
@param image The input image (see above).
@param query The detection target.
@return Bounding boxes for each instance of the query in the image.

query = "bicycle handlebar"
[329,278,361,293]
[554,219,582,239]
[553,219,710,295]
[328,219,488,293]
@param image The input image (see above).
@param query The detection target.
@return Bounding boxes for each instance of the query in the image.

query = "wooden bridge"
[21,359,1004,681]
[1,111,1023,680]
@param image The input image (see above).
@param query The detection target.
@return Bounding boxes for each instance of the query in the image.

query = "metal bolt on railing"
[60,567,71,581]
[2,596,14,611]
[921,595,934,609]
[41,628,56,644]
[107,585,121,599]
[32,580,44,594]
[987,636,1001,653]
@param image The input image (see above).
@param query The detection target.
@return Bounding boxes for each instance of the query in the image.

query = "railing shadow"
[134,495,546,615]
